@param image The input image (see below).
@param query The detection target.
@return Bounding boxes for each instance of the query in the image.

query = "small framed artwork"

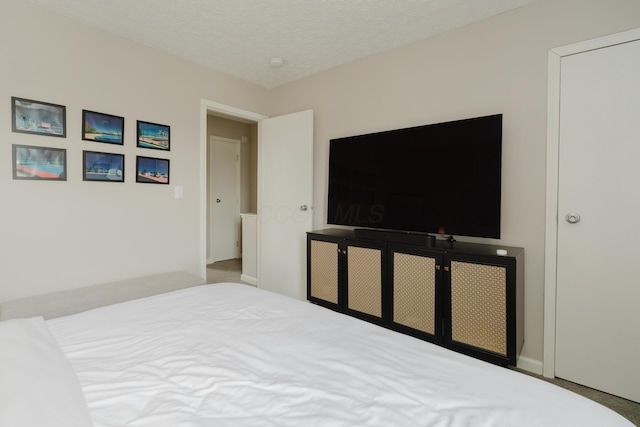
[12,144,67,181]
[83,151,125,182]
[82,110,124,145]
[136,156,169,184]
[12,97,66,138]
[137,120,170,151]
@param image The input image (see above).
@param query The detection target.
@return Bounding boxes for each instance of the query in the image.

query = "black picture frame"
[83,151,125,183]
[12,144,67,181]
[137,120,170,151]
[82,110,124,145]
[12,97,66,138]
[136,156,169,184]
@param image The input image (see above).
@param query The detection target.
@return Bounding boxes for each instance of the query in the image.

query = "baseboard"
[516,355,543,375]
[241,274,257,286]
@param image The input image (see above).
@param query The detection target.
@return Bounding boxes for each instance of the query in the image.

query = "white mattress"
[46,283,632,427]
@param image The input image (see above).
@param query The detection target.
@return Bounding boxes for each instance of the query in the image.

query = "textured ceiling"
[26,0,536,89]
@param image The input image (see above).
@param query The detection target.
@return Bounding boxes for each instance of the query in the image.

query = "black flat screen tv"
[327,114,502,239]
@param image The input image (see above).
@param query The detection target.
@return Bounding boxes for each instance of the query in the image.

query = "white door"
[555,38,640,403]
[259,110,314,300]
[210,136,240,262]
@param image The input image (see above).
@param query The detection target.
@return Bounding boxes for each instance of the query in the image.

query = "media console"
[306,228,524,367]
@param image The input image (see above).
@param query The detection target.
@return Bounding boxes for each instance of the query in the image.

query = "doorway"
[205,110,259,274]
[199,100,314,299]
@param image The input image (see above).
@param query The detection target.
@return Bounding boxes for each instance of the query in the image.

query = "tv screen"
[327,114,502,239]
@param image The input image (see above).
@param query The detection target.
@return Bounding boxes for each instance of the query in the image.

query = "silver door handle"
[565,212,581,224]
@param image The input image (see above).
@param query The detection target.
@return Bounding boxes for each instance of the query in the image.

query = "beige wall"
[2,0,640,368]
[0,0,269,302]
[269,0,640,365]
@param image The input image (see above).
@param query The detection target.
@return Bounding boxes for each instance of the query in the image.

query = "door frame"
[199,99,267,280]
[543,28,640,378]
[208,135,241,264]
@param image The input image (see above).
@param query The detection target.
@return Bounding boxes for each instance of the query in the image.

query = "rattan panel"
[450,261,507,355]
[347,246,382,317]
[393,252,435,334]
[309,240,339,304]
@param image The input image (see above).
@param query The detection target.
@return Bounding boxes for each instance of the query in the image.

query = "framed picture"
[136,156,169,184]
[12,144,67,181]
[137,120,170,151]
[82,110,124,145]
[11,97,66,138]
[83,151,125,182]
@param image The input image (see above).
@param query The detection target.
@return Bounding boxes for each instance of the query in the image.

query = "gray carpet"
[515,369,639,425]
[206,258,247,284]
[206,259,639,425]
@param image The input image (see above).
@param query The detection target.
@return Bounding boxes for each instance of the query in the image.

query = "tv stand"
[306,228,524,367]
[353,228,436,247]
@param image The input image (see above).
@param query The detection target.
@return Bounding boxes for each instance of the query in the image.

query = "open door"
[259,110,314,300]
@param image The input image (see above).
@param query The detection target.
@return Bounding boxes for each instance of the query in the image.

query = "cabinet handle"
[444,266,450,272]
[435,265,441,271]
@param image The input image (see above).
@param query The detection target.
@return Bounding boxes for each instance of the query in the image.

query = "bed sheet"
[47,283,632,427]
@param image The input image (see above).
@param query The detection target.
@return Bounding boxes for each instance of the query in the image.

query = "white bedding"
[0,317,92,427]
[44,283,632,427]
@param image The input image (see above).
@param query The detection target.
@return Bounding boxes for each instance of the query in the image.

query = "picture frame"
[137,120,170,151]
[83,151,125,182]
[136,156,169,184]
[12,97,66,138]
[82,110,124,145]
[12,144,67,181]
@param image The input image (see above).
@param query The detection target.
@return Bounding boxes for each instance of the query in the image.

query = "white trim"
[543,27,640,379]
[516,356,543,376]
[241,274,257,286]
[543,48,561,379]
[551,27,640,58]
[204,100,269,123]
[199,99,267,281]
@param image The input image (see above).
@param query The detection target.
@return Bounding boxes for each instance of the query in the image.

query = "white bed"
[0,280,633,426]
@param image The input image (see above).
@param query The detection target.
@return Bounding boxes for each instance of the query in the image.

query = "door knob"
[300,205,308,211]
[216,198,221,203]
[565,212,581,224]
